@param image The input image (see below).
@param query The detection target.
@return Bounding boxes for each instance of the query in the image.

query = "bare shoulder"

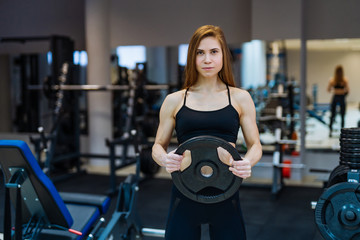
[163,89,185,106]
[229,87,252,103]
[160,89,186,116]
[229,87,254,114]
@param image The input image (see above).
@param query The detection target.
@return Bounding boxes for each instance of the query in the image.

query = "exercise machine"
[92,130,165,239]
[0,140,110,240]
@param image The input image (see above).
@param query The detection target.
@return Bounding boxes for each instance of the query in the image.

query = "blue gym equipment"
[0,140,110,240]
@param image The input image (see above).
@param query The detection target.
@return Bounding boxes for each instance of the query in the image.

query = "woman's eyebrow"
[197,47,220,51]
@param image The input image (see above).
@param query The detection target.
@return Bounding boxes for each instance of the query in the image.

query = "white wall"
[287,48,360,104]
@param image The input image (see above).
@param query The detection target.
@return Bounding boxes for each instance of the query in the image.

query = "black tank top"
[175,85,240,144]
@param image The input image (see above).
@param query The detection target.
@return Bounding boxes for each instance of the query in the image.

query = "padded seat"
[37,204,100,240]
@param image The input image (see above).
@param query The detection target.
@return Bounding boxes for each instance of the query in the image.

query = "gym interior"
[1,0,360,239]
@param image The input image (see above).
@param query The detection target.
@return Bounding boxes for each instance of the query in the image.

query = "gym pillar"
[0,55,11,132]
[85,0,112,165]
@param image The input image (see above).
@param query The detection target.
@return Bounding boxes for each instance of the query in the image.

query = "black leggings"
[329,94,346,132]
[165,186,246,240]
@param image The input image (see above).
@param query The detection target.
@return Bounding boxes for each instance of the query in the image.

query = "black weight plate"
[339,156,360,162]
[340,136,360,140]
[340,151,360,158]
[315,183,360,240]
[340,139,360,144]
[171,135,242,204]
[140,146,160,176]
[340,142,360,149]
[340,135,360,140]
[340,152,360,162]
[340,147,360,153]
[339,161,360,169]
[341,128,360,134]
[327,164,350,188]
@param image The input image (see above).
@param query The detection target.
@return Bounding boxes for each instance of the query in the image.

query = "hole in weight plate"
[201,165,213,178]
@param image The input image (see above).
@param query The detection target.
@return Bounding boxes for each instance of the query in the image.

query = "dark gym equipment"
[102,69,163,194]
[92,130,165,240]
[326,164,350,188]
[0,140,110,240]
[314,127,360,240]
[28,65,164,190]
[315,183,360,240]
[255,81,302,198]
[172,135,243,204]
[1,36,75,133]
[30,62,82,178]
[2,35,83,178]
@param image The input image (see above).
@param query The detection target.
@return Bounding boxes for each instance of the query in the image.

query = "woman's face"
[195,36,223,79]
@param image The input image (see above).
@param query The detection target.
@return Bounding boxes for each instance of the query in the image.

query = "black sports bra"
[175,85,240,144]
[334,83,345,89]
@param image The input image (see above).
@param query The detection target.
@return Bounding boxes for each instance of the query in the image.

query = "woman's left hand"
[229,158,252,179]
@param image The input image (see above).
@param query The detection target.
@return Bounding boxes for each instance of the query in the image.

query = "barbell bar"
[141,228,166,238]
[255,162,305,169]
[28,84,170,91]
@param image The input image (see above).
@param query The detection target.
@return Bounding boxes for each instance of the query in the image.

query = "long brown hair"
[334,65,344,84]
[182,25,235,89]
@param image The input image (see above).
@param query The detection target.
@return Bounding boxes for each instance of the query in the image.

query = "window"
[116,45,146,69]
[178,44,189,66]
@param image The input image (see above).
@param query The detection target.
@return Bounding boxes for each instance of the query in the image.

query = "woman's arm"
[229,88,262,178]
[344,78,350,94]
[327,79,334,93]
[237,90,263,167]
[152,92,184,172]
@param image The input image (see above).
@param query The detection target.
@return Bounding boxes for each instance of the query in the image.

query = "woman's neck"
[193,77,225,92]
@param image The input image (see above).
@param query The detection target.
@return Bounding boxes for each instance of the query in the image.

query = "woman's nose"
[204,53,211,63]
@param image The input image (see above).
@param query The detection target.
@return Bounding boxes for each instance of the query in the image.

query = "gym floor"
[0,103,358,239]
[54,174,324,240]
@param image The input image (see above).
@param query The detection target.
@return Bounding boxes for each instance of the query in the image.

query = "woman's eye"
[211,50,218,54]
[197,51,204,55]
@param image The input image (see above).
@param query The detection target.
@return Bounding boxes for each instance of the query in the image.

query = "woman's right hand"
[162,150,184,173]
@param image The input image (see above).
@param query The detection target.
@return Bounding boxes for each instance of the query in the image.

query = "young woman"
[152,25,262,240]
[327,65,349,137]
